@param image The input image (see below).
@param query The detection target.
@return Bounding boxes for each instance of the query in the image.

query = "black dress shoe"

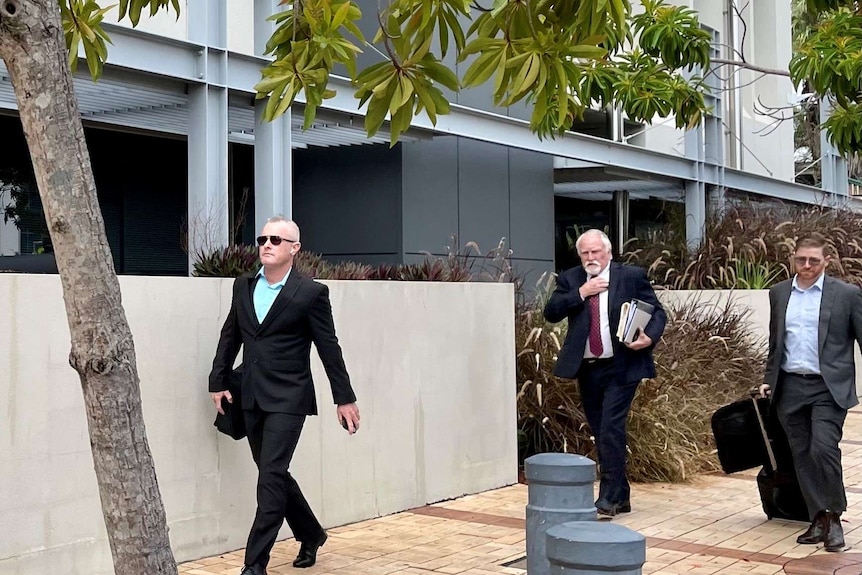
[239,565,266,575]
[293,531,328,568]
[824,512,845,552]
[595,499,632,517]
[796,511,827,545]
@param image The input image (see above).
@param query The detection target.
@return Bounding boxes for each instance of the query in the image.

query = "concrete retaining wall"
[0,275,517,574]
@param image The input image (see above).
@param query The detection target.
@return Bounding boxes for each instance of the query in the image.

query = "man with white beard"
[544,229,666,516]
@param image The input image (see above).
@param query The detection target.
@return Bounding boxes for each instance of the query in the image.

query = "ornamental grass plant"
[623,204,862,289]
[516,276,763,482]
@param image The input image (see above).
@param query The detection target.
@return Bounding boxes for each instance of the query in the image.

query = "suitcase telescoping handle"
[749,388,778,472]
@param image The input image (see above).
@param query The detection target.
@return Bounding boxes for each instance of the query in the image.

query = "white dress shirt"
[781,273,824,375]
[584,264,614,359]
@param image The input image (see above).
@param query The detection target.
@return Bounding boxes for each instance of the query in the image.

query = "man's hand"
[758,384,771,398]
[210,390,233,415]
[337,402,360,435]
[579,276,609,299]
[624,331,653,351]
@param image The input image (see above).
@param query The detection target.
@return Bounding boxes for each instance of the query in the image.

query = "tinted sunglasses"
[256,235,298,247]
[793,256,823,267]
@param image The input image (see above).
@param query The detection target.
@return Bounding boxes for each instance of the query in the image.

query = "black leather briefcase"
[214,367,246,440]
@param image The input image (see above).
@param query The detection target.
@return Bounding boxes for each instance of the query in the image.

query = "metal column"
[613,189,629,255]
[684,26,725,248]
[187,0,229,270]
[254,0,294,231]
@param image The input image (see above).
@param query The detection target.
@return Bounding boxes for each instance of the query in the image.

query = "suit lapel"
[774,281,791,351]
[607,262,621,305]
[258,269,303,333]
[819,275,834,353]
[607,263,621,331]
[245,275,260,327]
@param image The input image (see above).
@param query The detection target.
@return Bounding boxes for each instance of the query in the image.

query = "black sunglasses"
[256,235,298,247]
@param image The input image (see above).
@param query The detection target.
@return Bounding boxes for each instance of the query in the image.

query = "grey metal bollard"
[525,453,597,575]
[546,521,646,575]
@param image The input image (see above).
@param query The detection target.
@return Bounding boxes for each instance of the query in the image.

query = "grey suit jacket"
[764,275,862,410]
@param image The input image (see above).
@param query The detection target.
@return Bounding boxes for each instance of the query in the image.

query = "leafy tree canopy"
[61,0,713,145]
[790,0,862,155]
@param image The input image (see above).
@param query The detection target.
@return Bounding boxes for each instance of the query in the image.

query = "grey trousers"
[775,372,847,520]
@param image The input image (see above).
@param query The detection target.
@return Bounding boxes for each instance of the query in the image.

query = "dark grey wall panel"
[508,148,554,262]
[401,137,459,254]
[457,138,510,254]
[401,136,554,284]
[293,144,402,258]
[514,259,555,297]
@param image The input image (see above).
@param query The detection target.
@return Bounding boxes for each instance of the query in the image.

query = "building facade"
[0,0,854,281]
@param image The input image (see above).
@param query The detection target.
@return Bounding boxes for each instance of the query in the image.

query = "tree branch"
[711,58,791,78]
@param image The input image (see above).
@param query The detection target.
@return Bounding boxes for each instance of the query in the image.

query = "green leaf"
[365,96,390,137]
[422,60,460,92]
[490,0,508,19]
[414,81,438,124]
[462,50,502,87]
[331,1,351,30]
[255,73,291,95]
[303,100,318,129]
[510,54,540,100]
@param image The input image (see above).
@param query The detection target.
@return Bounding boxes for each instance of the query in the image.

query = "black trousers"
[243,408,323,568]
[775,372,847,521]
[577,359,639,505]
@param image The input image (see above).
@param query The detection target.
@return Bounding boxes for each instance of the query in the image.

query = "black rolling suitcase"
[712,392,809,522]
[749,393,809,522]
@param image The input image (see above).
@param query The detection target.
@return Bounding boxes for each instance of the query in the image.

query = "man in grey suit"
[760,233,862,552]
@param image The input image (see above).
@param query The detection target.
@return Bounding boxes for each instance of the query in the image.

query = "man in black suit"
[544,229,666,516]
[759,234,862,552]
[209,216,360,574]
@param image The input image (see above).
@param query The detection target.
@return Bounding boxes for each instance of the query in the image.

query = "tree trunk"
[0,1,177,573]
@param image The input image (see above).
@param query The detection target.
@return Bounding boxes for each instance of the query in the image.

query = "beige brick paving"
[180,409,862,575]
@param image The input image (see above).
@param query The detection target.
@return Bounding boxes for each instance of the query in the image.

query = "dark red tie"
[588,294,603,356]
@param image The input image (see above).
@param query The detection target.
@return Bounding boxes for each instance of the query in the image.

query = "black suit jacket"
[209,270,356,415]
[544,262,667,382]
[765,275,862,410]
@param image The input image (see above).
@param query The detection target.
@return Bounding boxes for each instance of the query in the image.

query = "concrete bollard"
[546,521,646,575]
[525,453,597,575]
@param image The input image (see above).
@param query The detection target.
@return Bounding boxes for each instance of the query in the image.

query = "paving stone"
[179,406,862,575]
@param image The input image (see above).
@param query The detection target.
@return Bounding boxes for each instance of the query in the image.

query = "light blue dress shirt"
[253,267,291,323]
[781,273,824,375]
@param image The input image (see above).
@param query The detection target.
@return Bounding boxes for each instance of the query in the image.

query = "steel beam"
[95,25,850,212]
[253,0,293,229]
[186,0,229,269]
[724,168,860,208]
[101,24,201,82]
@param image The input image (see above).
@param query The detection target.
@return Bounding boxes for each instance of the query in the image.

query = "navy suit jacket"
[544,262,667,382]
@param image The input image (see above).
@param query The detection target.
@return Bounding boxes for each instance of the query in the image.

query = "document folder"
[616,299,654,343]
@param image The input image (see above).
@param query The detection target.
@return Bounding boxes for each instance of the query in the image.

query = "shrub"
[623,204,862,289]
[294,251,374,280]
[192,244,258,277]
[193,237,516,283]
[517,276,763,482]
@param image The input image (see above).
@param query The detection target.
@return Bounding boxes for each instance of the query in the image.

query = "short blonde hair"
[266,216,301,242]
